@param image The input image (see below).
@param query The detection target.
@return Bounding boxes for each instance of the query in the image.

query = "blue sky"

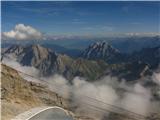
[2,1,160,36]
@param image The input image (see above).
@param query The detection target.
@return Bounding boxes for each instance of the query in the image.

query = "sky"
[1,1,160,39]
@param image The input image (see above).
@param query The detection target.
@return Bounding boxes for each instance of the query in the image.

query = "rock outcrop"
[1,64,69,120]
[3,44,107,80]
[81,41,126,64]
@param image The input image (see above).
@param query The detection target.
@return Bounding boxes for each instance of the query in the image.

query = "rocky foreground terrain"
[1,64,71,120]
[1,63,100,120]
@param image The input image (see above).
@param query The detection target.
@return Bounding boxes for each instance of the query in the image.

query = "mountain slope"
[103,61,152,81]
[3,44,107,80]
[80,41,160,80]
[4,44,159,81]
[65,58,108,80]
[81,41,126,63]
[3,44,73,76]
[1,64,70,120]
[130,46,160,69]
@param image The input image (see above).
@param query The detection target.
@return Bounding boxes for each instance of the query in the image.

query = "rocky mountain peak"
[31,44,49,51]
[89,41,110,49]
[4,44,24,55]
[82,41,121,62]
[28,44,56,60]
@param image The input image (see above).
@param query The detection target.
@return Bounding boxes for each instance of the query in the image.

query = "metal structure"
[11,106,74,120]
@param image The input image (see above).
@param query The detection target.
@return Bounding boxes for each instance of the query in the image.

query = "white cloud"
[2,24,44,40]
[2,56,160,118]
[152,72,160,86]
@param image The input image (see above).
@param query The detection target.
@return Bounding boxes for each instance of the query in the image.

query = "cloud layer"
[2,24,43,40]
[2,57,160,119]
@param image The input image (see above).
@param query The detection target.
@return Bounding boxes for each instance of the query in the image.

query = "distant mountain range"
[81,41,160,68]
[80,41,160,80]
[2,35,160,55]
[106,35,160,53]
[1,42,82,58]
[2,44,107,80]
[44,35,160,53]
[2,40,160,81]
[129,46,160,69]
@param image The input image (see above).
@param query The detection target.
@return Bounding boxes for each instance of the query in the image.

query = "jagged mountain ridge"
[103,61,152,81]
[3,44,107,80]
[4,44,64,76]
[3,42,160,81]
[80,41,160,80]
[81,41,127,64]
[82,41,120,59]
[81,41,160,68]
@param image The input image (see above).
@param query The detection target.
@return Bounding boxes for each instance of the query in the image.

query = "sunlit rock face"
[3,44,107,80]
[3,44,60,76]
[81,41,125,64]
